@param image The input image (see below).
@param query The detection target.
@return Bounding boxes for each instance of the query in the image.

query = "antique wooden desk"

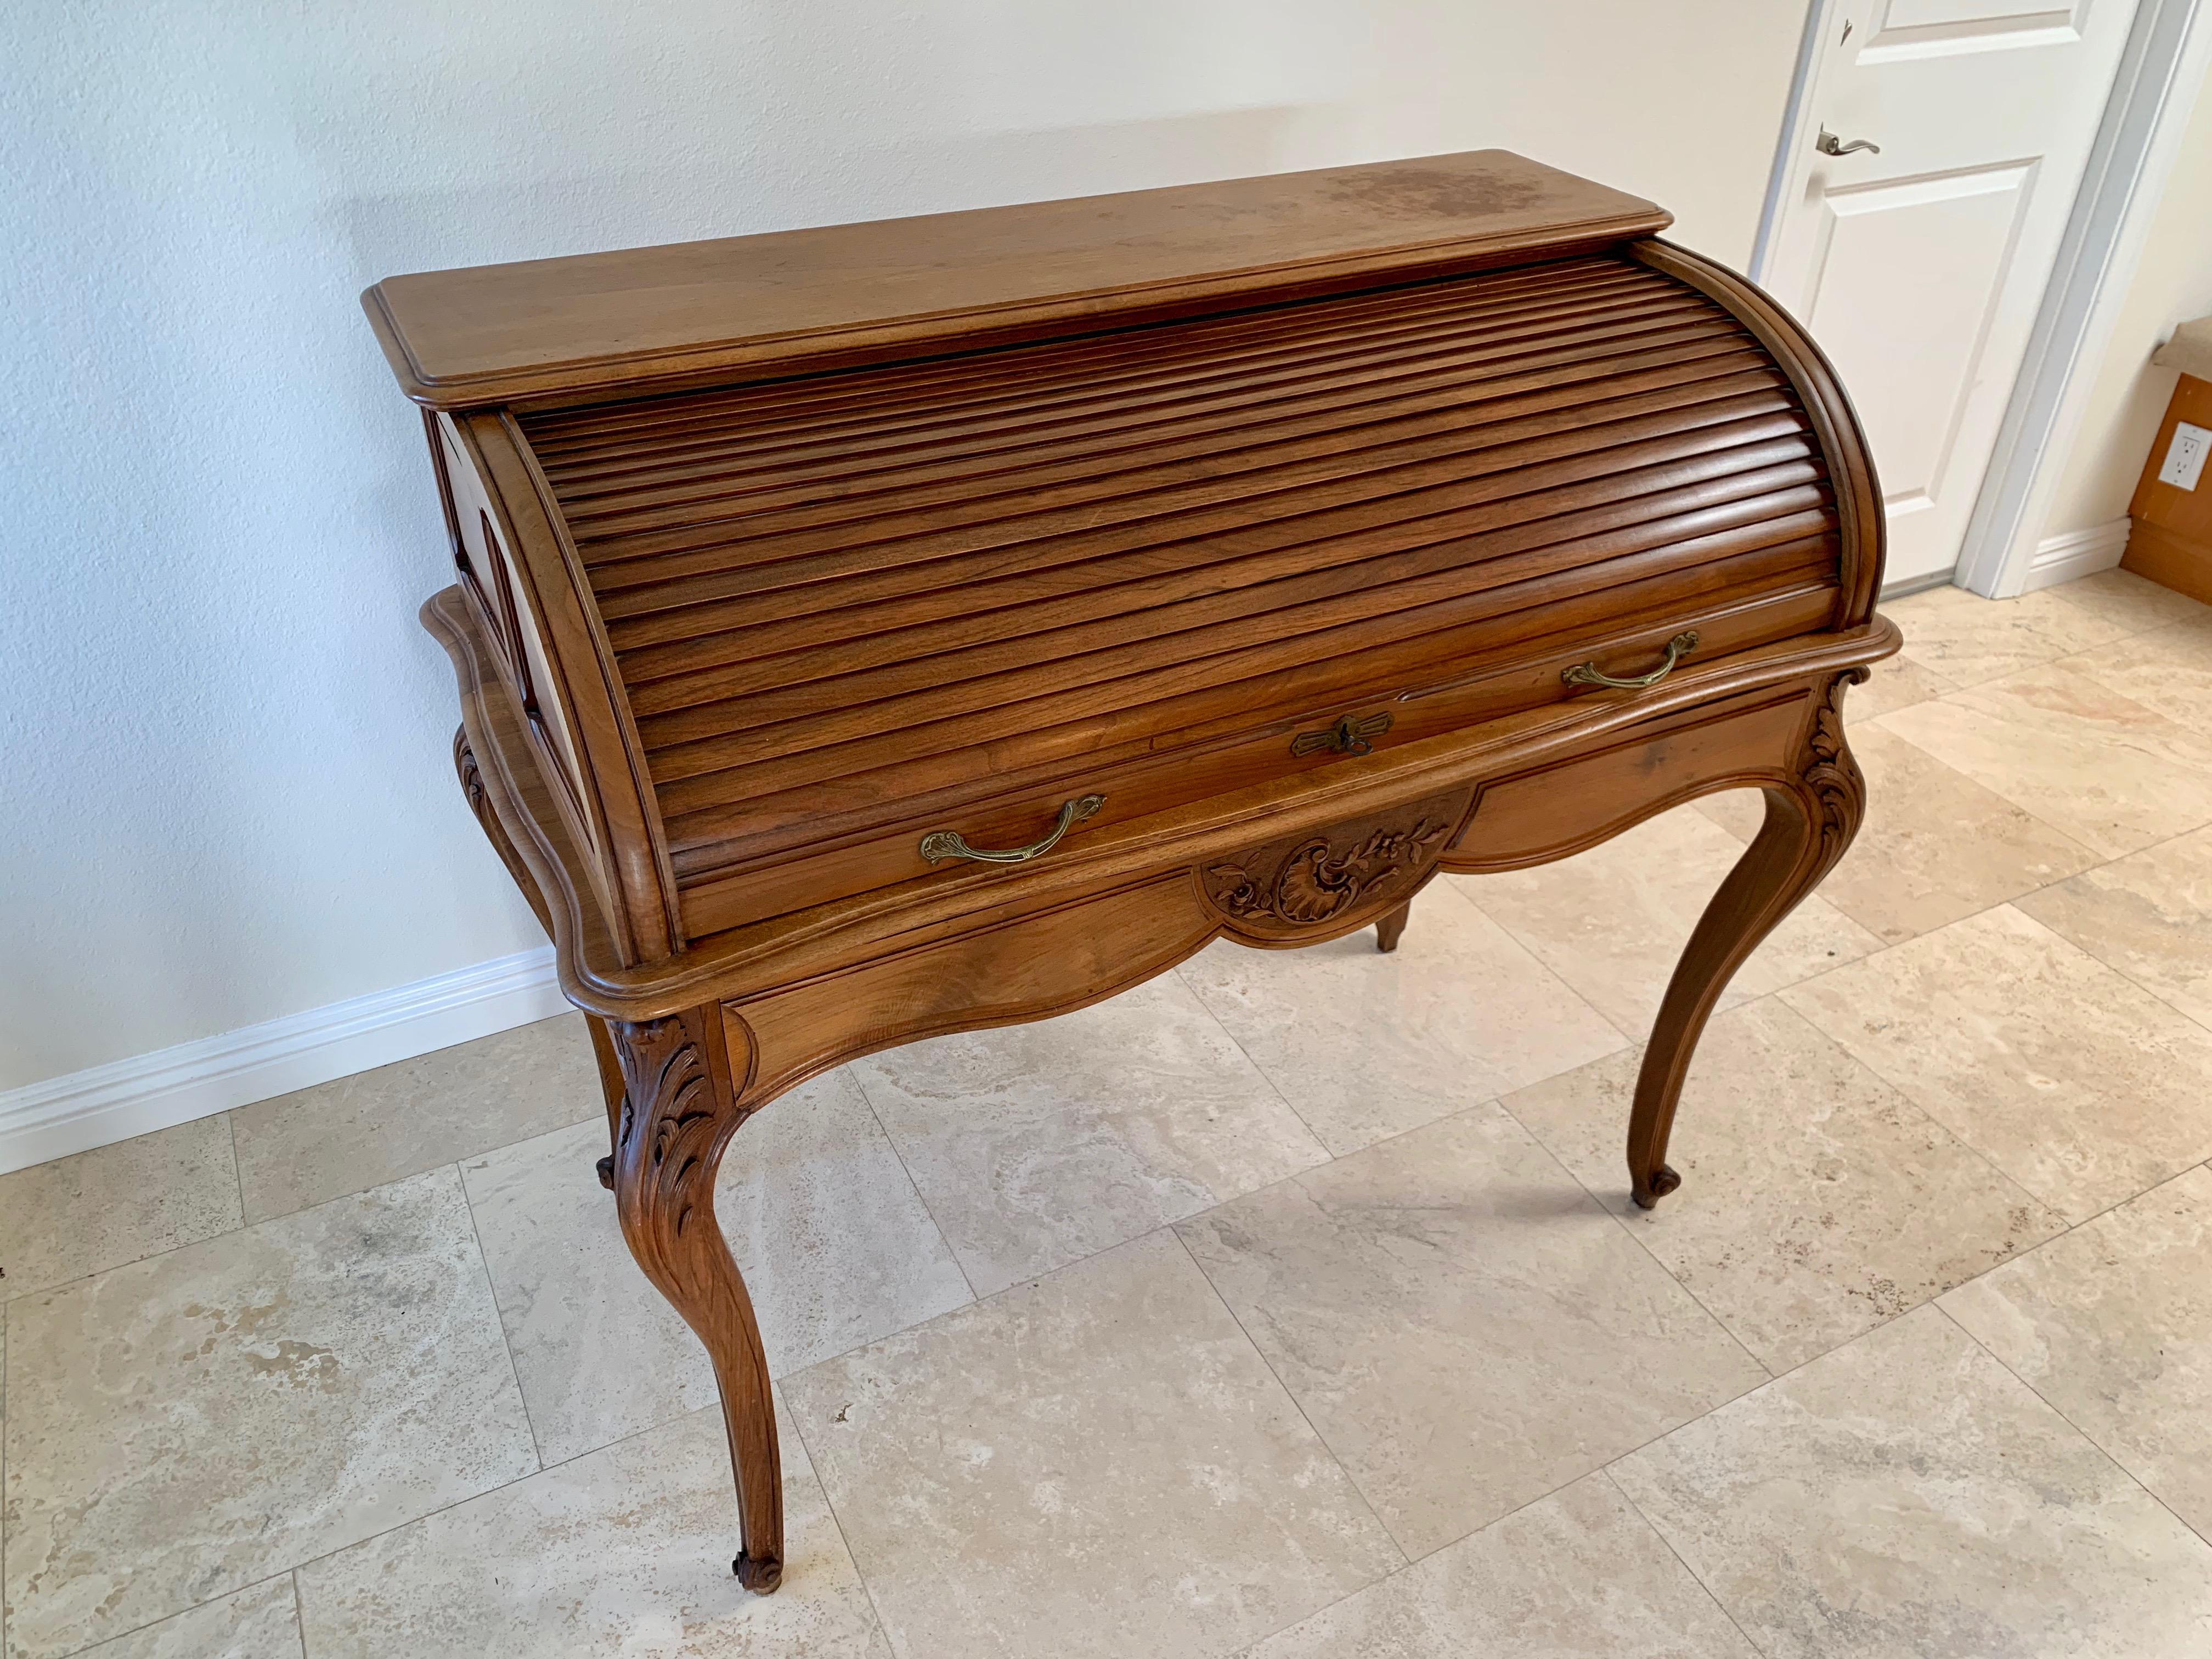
[365,150,1893,1592]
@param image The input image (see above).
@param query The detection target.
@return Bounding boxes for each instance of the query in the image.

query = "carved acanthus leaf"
[1206,814,1451,927]
[612,1015,722,1240]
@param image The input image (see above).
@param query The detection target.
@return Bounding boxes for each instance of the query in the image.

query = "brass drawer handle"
[1563,630,1699,690]
[920,794,1105,865]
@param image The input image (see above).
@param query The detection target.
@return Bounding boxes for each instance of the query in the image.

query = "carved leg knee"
[608,1011,785,1592]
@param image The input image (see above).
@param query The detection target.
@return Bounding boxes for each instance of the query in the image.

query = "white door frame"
[1751,0,2211,598]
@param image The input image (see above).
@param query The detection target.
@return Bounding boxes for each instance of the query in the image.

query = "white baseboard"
[0,947,566,1176]
[2020,517,2132,592]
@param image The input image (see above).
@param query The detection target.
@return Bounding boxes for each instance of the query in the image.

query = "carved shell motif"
[1206,815,1451,927]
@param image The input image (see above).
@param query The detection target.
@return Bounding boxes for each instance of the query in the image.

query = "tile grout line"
[1769,901,2212,1240]
[1167,960,1343,1165]
[0,1115,613,1312]
[251,1399,745,1630]
[37,1567,303,1659]
[1599,1466,1777,1659]
[288,1570,307,1659]
[1225,1460,1686,1656]
[1485,1058,1778,1384]
[1929,1299,2212,1558]
[777,1379,904,1656]
[455,1157,546,1474]
[836,1064,981,1307]
[1162,1224,1412,1573]
[1438,877,1641,1051]
[225,1108,249,1233]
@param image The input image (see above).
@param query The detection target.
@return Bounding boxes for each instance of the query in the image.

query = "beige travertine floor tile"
[1782,906,2212,1222]
[2042,565,2212,635]
[1504,1000,2065,1371]
[295,1396,888,1659]
[1876,664,2212,858]
[1944,1165,2212,1542]
[461,1069,970,1465]
[1177,881,1624,1157]
[0,1114,240,1300]
[230,1014,602,1223]
[2018,823,2212,1028]
[783,1229,1404,1659]
[2058,612,2212,727]
[1245,1471,1756,1659]
[851,975,1329,1297]
[1454,808,1882,1037]
[1612,1306,2212,1658]
[1689,785,1765,843]
[2,1167,536,1659]
[1697,726,2098,944]
[1882,582,2131,689]
[1853,651,1957,717]
[71,1577,302,1659]
[1177,1106,1764,1556]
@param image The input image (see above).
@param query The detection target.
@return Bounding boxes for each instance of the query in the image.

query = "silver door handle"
[1816,128,1881,157]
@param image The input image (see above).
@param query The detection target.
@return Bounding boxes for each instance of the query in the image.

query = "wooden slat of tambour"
[577,314,1746,571]
[604,428,1813,701]
[531,266,1674,476]
[578,349,1774,611]
[602,362,1784,676]
[595,383,1796,643]
[639,506,1827,802]
[656,546,1839,851]
[529,278,1677,487]
[559,339,1767,578]
[558,301,1728,540]
[625,481,1830,731]
[575,330,1763,612]
[521,262,1648,454]
[669,578,1844,909]
[647,527,1832,811]
[545,286,1706,509]
[620,458,1824,714]
[642,498,1833,751]
[622,398,1809,737]
[522,258,1652,456]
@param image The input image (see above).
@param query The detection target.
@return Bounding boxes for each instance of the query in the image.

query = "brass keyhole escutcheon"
[1291,711,1393,757]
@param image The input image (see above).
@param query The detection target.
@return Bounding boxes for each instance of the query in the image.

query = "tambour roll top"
[369,150,1881,967]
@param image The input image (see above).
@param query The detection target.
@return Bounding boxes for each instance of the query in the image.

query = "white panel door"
[1762,0,2140,585]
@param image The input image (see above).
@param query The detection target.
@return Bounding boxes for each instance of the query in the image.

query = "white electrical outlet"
[2159,420,2210,491]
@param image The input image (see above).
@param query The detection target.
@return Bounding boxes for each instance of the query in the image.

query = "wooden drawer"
[492,251,1854,939]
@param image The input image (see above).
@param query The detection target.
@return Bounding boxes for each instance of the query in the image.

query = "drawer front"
[515,252,1850,935]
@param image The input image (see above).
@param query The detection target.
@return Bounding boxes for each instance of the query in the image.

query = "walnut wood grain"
[388,154,1894,1591]
[365,150,1668,407]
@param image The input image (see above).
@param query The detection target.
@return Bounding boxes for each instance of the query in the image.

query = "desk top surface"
[364,150,1668,408]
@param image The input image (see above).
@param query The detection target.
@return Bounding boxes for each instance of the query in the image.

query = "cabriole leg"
[1627,672,1868,1208]
[1374,900,1413,953]
[608,1010,785,1593]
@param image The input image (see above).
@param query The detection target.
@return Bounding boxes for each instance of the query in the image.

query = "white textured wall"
[2040,58,2212,538]
[0,1,1803,1091]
